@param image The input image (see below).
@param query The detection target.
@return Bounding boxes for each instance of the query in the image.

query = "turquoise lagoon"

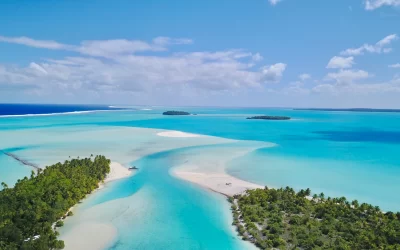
[1,107,400,249]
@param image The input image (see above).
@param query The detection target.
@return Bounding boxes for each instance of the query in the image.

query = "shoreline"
[59,161,133,249]
[104,162,133,184]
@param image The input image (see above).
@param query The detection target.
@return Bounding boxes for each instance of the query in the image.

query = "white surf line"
[0,109,132,118]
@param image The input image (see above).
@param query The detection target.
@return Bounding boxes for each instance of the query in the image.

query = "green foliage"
[162,111,190,115]
[246,116,291,120]
[233,187,400,249]
[0,156,110,249]
[55,221,64,228]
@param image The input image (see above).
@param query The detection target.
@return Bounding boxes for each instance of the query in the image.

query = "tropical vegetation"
[0,155,110,250]
[246,116,291,120]
[230,187,400,249]
[162,111,191,115]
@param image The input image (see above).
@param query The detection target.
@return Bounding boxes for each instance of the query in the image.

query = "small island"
[162,111,191,116]
[0,155,111,249]
[230,187,400,249]
[246,116,291,120]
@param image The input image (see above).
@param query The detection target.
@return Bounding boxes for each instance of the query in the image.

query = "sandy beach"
[104,162,133,183]
[61,223,117,250]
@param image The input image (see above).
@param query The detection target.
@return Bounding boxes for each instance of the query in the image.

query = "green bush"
[55,221,64,228]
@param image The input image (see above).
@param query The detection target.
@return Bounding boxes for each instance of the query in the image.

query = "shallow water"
[1,106,400,249]
[68,146,254,250]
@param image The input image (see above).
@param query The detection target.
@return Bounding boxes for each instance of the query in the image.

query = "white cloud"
[340,34,398,56]
[325,69,370,83]
[29,62,48,75]
[77,39,160,58]
[153,37,193,46]
[261,63,287,83]
[312,84,337,94]
[327,56,355,69]
[365,0,400,10]
[0,35,193,58]
[376,34,398,47]
[389,63,400,68]
[0,35,286,94]
[312,76,400,96]
[269,0,283,5]
[299,73,311,81]
[0,36,72,50]
[252,53,263,62]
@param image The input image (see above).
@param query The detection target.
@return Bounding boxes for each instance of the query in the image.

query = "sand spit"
[104,162,133,183]
[157,131,201,138]
[172,169,263,197]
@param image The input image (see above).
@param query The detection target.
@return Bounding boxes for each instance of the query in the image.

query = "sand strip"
[157,131,201,138]
[172,169,263,197]
[104,162,133,183]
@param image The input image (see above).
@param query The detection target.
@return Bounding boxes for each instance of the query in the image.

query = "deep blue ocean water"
[0,103,122,116]
[1,104,400,249]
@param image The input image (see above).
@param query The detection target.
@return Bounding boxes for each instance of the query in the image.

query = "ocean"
[1,104,399,249]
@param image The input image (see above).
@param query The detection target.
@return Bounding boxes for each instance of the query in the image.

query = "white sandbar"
[172,166,264,197]
[157,131,201,138]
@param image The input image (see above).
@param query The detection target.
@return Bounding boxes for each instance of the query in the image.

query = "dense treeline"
[231,187,400,250]
[0,156,110,250]
[246,116,291,120]
[162,111,191,115]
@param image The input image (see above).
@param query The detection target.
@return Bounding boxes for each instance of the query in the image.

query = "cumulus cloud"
[29,62,48,75]
[261,63,287,83]
[252,53,263,62]
[299,73,311,81]
[0,35,286,95]
[365,0,400,10]
[389,63,400,68]
[313,76,400,96]
[325,69,370,84]
[327,56,355,69]
[340,34,398,56]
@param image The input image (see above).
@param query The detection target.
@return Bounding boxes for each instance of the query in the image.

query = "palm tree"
[305,188,311,196]
[351,200,359,209]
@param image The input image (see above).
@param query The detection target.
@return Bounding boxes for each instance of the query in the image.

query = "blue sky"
[1,0,400,107]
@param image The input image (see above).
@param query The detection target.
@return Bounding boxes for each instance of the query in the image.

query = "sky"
[0,0,400,108]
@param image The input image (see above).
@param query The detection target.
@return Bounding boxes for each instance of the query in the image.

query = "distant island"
[163,111,191,116]
[230,187,400,249]
[247,116,291,120]
[0,156,111,249]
